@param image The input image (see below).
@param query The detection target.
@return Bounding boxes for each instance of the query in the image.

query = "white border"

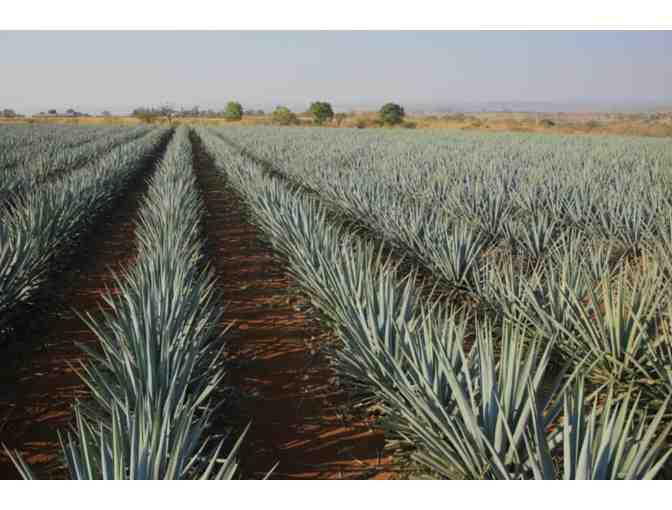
[0,1,671,29]
[1,0,672,507]
[0,479,669,508]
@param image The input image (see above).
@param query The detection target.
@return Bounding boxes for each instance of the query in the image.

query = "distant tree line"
[131,100,408,127]
[0,108,23,118]
[269,101,406,127]
[131,104,266,123]
[35,108,90,117]
[3,100,410,127]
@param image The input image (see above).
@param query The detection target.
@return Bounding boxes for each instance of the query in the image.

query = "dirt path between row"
[191,132,393,480]
[0,134,170,479]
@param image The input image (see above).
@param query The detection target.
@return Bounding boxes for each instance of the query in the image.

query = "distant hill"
[400,99,672,115]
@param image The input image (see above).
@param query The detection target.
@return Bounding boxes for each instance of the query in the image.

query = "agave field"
[1,122,672,479]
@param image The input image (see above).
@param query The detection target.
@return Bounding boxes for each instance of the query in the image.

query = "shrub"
[379,103,405,126]
[309,101,334,125]
[224,101,243,121]
[272,106,299,126]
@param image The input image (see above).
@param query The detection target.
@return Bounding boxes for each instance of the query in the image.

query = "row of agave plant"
[0,125,152,211]
[215,127,672,270]
[197,126,672,479]
[0,124,71,156]
[211,125,672,264]
[0,124,128,174]
[5,126,244,479]
[0,127,170,345]
[210,126,672,403]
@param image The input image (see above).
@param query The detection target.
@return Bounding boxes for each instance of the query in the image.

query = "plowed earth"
[191,133,393,479]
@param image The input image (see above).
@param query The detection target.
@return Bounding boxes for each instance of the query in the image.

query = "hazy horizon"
[1,31,671,115]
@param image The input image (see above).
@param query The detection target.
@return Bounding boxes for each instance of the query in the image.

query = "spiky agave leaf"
[525,378,672,479]
[422,221,488,294]
[559,264,665,385]
[48,402,246,480]
[387,318,563,479]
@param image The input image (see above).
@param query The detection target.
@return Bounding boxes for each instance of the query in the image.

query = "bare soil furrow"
[191,132,392,480]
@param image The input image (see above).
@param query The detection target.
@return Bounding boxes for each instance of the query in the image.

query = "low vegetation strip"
[198,126,672,479]
[5,126,244,479]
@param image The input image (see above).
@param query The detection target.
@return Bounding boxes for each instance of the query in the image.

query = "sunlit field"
[2,123,672,479]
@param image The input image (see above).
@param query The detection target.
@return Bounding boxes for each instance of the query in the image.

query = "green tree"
[224,101,243,121]
[272,106,298,126]
[379,102,405,126]
[309,101,334,125]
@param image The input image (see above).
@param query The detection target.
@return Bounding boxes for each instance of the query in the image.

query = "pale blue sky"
[0,31,670,114]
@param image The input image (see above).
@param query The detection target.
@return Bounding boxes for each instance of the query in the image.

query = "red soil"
[191,134,394,480]
[0,140,167,479]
